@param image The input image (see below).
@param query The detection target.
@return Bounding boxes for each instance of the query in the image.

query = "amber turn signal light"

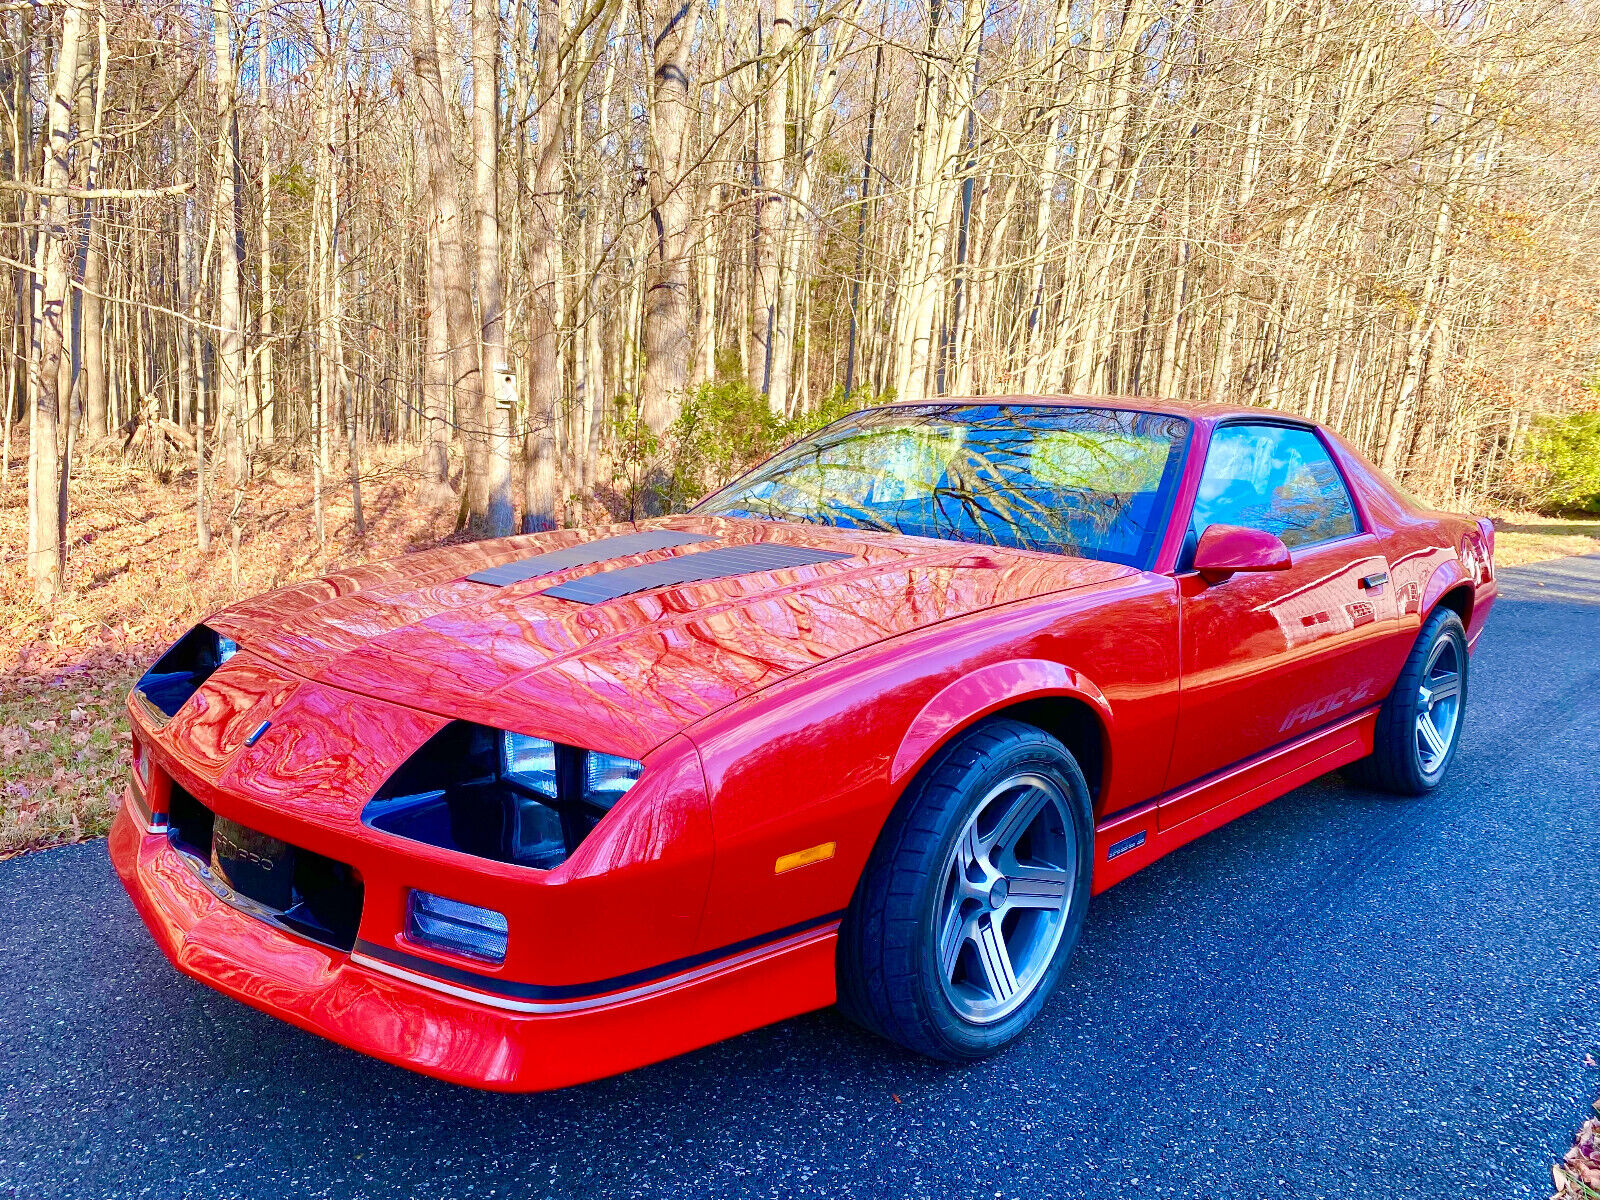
[774,841,836,875]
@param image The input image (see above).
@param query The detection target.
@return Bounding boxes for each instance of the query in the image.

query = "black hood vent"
[541,543,853,604]
[465,530,711,587]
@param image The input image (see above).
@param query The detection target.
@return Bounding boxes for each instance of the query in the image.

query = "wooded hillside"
[6,0,1600,605]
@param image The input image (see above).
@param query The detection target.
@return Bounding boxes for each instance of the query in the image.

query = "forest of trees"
[5,0,1599,603]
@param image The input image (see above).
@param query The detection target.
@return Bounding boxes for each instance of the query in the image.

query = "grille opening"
[168,785,214,858]
[283,848,364,950]
[166,786,363,952]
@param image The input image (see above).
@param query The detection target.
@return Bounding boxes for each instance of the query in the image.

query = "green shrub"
[1526,410,1600,513]
[662,377,882,507]
[603,376,885,517]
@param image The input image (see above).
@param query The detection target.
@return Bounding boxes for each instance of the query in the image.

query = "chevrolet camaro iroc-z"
[112,398,1496,1090]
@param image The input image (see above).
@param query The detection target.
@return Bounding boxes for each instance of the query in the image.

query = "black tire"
[836,718,1093,1061]
[1346,606,1469,795]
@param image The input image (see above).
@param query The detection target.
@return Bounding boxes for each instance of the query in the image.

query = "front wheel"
[1348,606,1469,795]
[836,718,1093,1060]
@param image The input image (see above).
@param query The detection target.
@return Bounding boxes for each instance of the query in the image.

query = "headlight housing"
[364,722,643,870]
[134,624,240,720]
[585,751,643,808]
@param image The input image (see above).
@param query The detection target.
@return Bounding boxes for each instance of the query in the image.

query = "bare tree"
[25,1,82,603]
[637,0,704,447]
[473,0,514,534]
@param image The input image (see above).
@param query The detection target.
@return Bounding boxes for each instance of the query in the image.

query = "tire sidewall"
[1398,609,1470,790]
[910,728,1094,1058]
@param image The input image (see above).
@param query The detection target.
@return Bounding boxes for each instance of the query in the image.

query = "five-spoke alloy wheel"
[935,773,1076,1025]
[1349,604,1470,795]
[1414,634,1463,775]
[838,718,1093,1060]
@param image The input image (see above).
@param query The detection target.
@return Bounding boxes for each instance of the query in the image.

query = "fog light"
[407,890,508,963]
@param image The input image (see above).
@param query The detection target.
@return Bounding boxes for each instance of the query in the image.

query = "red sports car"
[112,398,1496,1090]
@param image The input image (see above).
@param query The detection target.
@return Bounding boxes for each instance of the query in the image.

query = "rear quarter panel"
[683,572,1180,954]
[1327,432,1496,650]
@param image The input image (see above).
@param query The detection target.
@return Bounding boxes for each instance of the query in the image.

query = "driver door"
[1162,422,1399,827]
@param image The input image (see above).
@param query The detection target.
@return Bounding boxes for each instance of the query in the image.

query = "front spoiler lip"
[349,906,844,1010]
[109,792,839,1091]
[351,915,840,1014]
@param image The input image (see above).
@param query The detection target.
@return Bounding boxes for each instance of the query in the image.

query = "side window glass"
[1190,425,1359,550]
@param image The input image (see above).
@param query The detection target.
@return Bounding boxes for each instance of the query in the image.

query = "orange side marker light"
[774,841,836,875]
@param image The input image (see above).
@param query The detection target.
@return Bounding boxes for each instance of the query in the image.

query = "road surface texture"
[2,555,1598,1199]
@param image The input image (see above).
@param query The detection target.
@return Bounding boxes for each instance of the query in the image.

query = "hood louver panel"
[465,530,712,587]
[541,543,854,605]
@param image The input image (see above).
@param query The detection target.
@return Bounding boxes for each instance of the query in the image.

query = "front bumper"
[110,795,837,1091]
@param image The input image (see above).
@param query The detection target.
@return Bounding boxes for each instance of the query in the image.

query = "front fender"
[889,659,1113,788]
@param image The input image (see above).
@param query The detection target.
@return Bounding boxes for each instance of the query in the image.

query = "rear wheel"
[837,719,1093,1060]
[1348,606,1469,795]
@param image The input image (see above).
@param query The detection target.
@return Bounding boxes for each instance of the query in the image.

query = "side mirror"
[1192,524,1292,584]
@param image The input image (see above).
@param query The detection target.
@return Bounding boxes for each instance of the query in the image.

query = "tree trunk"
[257,14,274,444]
[521,0,562,530]
[421,187,452,500]
[638,0,704,461]
[472,0,514,534]
[211,0,246,490]
[411,0,485,523]
[78,7,108,440]
[894,0,982,405]
[26,1,82,603]
[751,0,793,414]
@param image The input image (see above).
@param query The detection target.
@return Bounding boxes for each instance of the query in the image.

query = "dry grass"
[0,445,460,857]
[1492,512,1600,568]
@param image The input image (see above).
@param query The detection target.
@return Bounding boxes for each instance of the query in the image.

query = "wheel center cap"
[988,877,1010,909]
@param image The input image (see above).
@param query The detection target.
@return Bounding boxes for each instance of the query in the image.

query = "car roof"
[878,394,1316,428]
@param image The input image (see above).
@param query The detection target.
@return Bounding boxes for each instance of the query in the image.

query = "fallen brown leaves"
[0,444,460,857]
[1552,1116,1600,1199]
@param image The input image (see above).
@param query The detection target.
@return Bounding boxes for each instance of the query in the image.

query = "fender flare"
[888,658,1114,789]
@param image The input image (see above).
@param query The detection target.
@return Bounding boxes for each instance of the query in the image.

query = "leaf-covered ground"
[0,447,458,857]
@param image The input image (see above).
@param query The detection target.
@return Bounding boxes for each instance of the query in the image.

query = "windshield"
[695,404,1190,568]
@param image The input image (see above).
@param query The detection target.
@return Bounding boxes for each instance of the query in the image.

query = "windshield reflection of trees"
[701,406,1188,566]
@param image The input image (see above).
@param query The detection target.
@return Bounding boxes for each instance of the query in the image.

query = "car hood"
[205,516,1133,759]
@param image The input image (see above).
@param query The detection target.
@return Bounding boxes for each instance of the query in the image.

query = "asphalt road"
[3,555,1599,1200]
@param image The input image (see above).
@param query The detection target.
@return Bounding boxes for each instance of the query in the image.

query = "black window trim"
[1178,415,1366,570]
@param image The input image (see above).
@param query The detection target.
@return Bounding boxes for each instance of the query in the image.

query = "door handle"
[1359,570,1389,590]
